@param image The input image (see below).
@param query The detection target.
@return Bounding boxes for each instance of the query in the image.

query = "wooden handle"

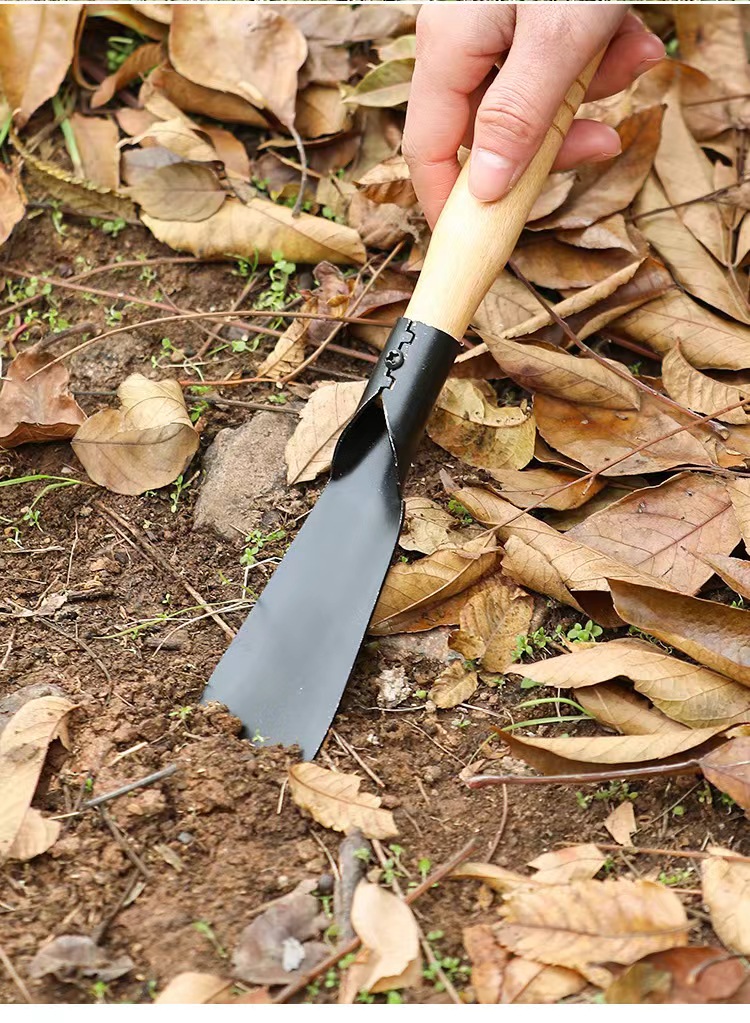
[405,53,603,339]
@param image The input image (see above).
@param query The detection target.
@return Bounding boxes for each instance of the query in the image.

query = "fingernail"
[469,149,516,202]
[635,35,666,76]
[593,127,622,161]
[635,54,665,76]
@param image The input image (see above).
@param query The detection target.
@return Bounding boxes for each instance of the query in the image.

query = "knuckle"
[476,92,541,150]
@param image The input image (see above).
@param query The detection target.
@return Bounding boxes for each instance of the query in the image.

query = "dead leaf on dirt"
[28,935,133,983]
[605,946,750,1004]
[463,925,507,1004]
[610,580,750,687]
[0,163,26,245]
[356,154,416,208]
[68,114,120,191]
[347,191,416,250]
[484,336,640,411]
[512,237,640,291]
[674,6,750,101]
[450,862,536,895]
[604,802,637,846]
[296,84,351,139]
[91,41,163,108]
[232,880,327,986]
[71,374,199,496]
[154,973,234,1004]
[634,175,750,325]
[471,270,546,339]
[427,379,535,473]
[0,5,82,126]
[0,345,86,449]
[568,473,740,595]
[429,660,478,710]
[532,107,664,230]
[400,497,460,555]
[125,116,219,162]
[144,63,268,127]
[345,58,414,108]
[497,724,724,777]
[128,162,226,221]
[701,846,750,956]
[370,533,501,636]
[527,844,606,885]
[576,683,690,736]
[700,738,750,816]
[288,762,397,840]
[496,879,689,985]
[143,196,366,265]
[520,639,750,731]
[169,6,307,127]
[0,695,74,863]
[662,345,750,425]
[615,288,750,372]
[556,213,638,253]
[344,881,421,996]
[285,380,365,484]
[700,553,750,602]
[449,582,534,673]
[488,467,605,512]
[533,393,715,476]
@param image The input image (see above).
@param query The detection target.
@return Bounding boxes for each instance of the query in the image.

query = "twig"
[486,783,509,863]
[288,123,308,218]
[596,842,750,865]
[0,627,16,671]
[0,943,32,1004]
[39,618,111,684]
[331,729,385,789]
[94,502,235,641]
[466,759,701,789]
[52,764,179,819]
[91,868,143,945]
[272,837,478,1003]
[335,831,367,945]
[99,808,151,879]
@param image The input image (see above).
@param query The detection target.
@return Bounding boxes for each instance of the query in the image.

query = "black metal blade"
[202,424,402,759]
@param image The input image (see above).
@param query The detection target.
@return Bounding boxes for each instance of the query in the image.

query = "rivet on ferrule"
[384,350,404,370]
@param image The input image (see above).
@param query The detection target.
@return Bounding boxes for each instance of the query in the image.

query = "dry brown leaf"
[610,580,750,687]
[125,116,219,162]
[615,287,750,371]
[449,582,534,672]
[71,374,199,496]
[68,114,120,191]
[634,175,750,325]
[0,5,82,126]
[356,154,416,208]
[450,862,536,895]
[91,42,163,108]
[532,107,664,230]
[556,213,637,253]
[498,725,724,776]
[201,127,251,181]
[489,467,605,511]
[463,925,507,1004]
[0,696,75,863]
[400,497,459,555]
[451,485,674,625]
[520,639,750,731]
[345,58,414,108]
[497,878,689,985]
[0,163,25,246]
[471,270,546,338]
[655,86,731,265]
[605,946,750,1004]
[533,392,715,476]
[128,163,226,221]
[701,846,750,956]
[169,6,307,127]
[512,237,640,290]
[701,553,750,602]
[604,802,637,846]
[427,379,535,472]
[527,171,577,222]
[345,881,421,995]
[28,935,133,983]
[121,145,181,186]
[700,738,750,816]
[299,42,351,90]
[729,478,750,548]
[287,762,397,840]
[0,345,86,449]
[429,660,478,710]
[674,7,750,103]
[285,380,365,484]
[662,345,750,425]
[154,973,233,1004]
[347,191,416,250]
[296,84,351,139]
[527,844,606,885]
[568,473,740,595]
[144,63,268,127]
[576,683,690,736]
[484,336,640,411]
[143,196,366,265]
[87,4,168,39]
[370,533,501,636]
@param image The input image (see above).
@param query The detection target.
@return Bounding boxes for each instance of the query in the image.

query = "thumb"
[468,20,614,202]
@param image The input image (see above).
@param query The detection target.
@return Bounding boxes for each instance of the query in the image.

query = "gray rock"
[194,412,295,541]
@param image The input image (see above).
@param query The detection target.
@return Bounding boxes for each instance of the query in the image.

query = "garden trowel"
[202,60,601,758]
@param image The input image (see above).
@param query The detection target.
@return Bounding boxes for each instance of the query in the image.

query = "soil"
[1,213,747,1005]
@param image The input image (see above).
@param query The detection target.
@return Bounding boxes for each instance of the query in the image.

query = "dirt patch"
[1,215,747,1006]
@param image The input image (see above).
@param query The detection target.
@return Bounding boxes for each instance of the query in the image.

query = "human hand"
[403,4,665,227]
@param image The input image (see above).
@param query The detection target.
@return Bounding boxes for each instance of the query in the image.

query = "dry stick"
[99,808,151,879]
[0,944,32,1004]
[91,867,143,945]
[331,728,385,789]
[628,175,750,224]
[466,759,701,789]
[281,240,407,384]
[51,764,179,819]
[371,838,461,1006]
[507,260,719,431]
[272,837,478,1004]
[596,842,750,865]
[40,618,111,684]
[485,782,509,863]
[94,501,235,641]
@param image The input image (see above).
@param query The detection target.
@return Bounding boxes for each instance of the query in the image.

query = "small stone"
[317,873,334,896]
[276,874,290,889]
[194,412,296,541]
[177,832,194,845]
[376,665,411,709]
[380,793,400,810]
[423,764,442,784]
